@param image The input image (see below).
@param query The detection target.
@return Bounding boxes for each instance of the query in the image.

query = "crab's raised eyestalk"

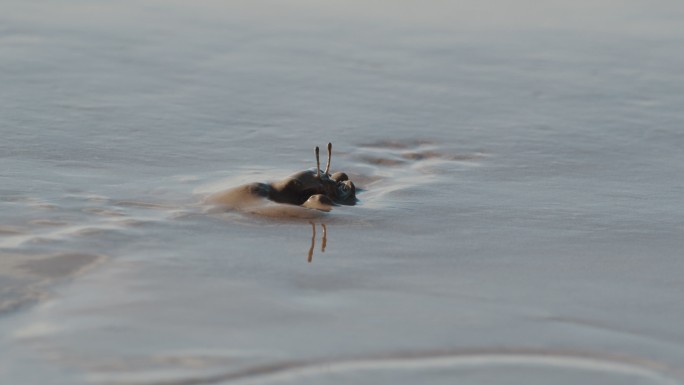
[324,142,332,175]
[315,146,321,179]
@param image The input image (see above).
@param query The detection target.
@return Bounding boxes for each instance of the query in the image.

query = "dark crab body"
[209,143,356,212]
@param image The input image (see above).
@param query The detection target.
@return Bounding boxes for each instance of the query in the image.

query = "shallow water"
[2,0,684,384]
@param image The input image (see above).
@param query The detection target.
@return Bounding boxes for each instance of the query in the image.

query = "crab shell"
[268,169,356,207]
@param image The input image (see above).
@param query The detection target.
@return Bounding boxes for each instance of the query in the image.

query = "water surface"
[2,0,684,384]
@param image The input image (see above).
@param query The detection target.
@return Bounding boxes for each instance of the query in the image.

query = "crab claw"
[302,194,333,212]
[336,180,356,202]
[331,172,349,182]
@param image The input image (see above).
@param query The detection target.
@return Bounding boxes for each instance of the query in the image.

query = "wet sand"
[0,252,107,315]
[2,0,684,384]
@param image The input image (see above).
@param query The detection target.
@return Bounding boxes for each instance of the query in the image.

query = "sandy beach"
[2,0,684,384]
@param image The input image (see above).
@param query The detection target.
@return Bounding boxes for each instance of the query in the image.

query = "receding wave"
[100,349,682,385]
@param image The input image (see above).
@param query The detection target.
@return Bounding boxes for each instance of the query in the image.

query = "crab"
[208,143,356,212]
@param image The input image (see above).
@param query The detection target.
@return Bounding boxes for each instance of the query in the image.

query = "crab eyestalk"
[324,142,332,176]
[315,146,321,179]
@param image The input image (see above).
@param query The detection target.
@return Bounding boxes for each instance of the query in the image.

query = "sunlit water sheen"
[2,0,684,384]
